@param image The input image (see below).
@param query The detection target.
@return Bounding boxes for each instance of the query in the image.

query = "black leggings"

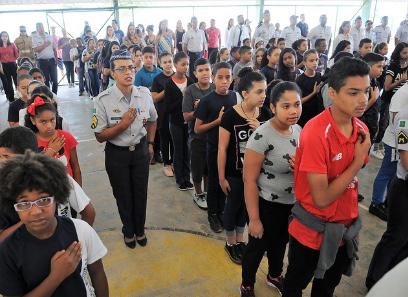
[241,199,293,286]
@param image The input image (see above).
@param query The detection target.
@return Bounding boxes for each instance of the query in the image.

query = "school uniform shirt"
[382,82,408,149]
[134,65,162,90]
[280,26,302,49]
[288,108,369,250]
[372,25,391,44]
[7,98,25,123]
[260,65,277,84]
[351,26,365,52]
[182,83,215,139]
[93,84,158,146]
[37,130,78,177]
[253,23,275,44]
[164,76,195,126]
[194,90,237,153]
[246,120,301,204]
[220,106,271,177]
[296,72,323,127]
[394,109,408,180]
[0,175,91,232]
[364,29,376,43]
[308,25,332,49]
[297,21,309,38]
[0,217,107,297]
[395,21,408,43]
[151,72,174,129]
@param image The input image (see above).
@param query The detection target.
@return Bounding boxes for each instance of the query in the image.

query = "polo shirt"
[253,23,275,44]
[133,65,162,90]
[351,26,365,52]
[288,108,368,250]
[32,32,55,59]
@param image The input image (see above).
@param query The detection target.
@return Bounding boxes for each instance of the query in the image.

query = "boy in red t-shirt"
[283,57,371,297]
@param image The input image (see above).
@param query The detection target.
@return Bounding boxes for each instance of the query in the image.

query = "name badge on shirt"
[111,116,122,121]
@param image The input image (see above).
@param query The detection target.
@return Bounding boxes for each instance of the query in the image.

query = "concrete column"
[258,0,265,22]
[113,0,119,23]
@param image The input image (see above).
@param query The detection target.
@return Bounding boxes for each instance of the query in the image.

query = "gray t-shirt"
[182,83,215,139]
[246,121,302,204]
[233,61,252,79]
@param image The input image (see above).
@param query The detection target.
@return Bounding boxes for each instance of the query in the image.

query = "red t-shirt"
[37,130,78,177]
[288,108,368,250]
[206,27,221,49]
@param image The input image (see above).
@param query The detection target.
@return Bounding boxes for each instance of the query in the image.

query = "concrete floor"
[0,86,387,296]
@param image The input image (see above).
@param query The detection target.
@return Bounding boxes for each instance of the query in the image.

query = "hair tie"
[27,96,46,116]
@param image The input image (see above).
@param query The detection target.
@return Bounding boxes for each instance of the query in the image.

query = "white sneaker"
[370,150,384,160]
[193,193,207,210]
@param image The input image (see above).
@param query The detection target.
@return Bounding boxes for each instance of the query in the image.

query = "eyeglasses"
[113,65,136,73]
[14,196,54,212]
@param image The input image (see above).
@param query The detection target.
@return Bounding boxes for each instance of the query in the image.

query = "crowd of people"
[0,9,408,297]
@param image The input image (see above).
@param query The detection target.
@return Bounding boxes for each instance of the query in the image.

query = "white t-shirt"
[32,32,55,60]
[72,218,108,297]
[351,26,365,52]
[372,25,391,44]
[58,175,91,217]
[395,22,408,43]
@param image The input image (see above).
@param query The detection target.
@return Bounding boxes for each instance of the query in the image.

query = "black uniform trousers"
[366,177,408,289]
[0,62,17,101]
[105,140,149,238]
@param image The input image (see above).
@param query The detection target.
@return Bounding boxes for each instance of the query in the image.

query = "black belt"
[38,58,55,61]
[107,138,145,151]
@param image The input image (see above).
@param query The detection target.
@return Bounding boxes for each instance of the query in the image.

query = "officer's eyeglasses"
[114,65,136,73]
[14,196,54,212]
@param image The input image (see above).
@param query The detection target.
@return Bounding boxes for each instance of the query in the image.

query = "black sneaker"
[358,194,365,202]
[225,243,242,264]
[240,284,255,297]
[178,184,188,191]
[235,242,247,260]
[208,214,223,233]
[266,274,284,295]
[185,181,194,190]
[369,203,388,221]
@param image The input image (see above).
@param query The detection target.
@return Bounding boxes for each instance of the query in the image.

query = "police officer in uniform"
[366,106,408,289]
[93,50,157,248]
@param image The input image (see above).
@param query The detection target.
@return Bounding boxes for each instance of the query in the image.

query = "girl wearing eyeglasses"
[0,151,109,296]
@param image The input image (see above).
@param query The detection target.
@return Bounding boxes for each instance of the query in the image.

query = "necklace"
[240,102,257,120]
[196,82,210,97]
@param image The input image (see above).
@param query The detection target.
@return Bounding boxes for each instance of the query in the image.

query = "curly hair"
[0,151,71,214]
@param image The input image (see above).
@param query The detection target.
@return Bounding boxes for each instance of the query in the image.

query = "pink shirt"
[0,44,19,63]
[206,27,221,48]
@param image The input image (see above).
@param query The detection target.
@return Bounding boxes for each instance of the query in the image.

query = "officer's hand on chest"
[120,108,137,128]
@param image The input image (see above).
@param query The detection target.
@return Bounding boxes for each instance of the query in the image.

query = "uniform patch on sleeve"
[91,115,98,129]
[398,131,408,144]
[399,120,407,128]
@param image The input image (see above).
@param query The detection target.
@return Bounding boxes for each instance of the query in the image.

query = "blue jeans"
[372,144,398,205]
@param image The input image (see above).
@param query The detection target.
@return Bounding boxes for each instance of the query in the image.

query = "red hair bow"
[27,96,46,116]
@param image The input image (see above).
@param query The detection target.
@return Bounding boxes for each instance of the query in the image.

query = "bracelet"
[148,141,154,145]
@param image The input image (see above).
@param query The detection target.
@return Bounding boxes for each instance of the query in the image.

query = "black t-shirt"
[360,78,380,138]
[296,72,323,127]
[220,106,271,177]
[194,90,237,153]
[7,98,25,122]
[382,62,408,103]
[151,72,174,128]
[0,216,87,297]
[260,65,277,84]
